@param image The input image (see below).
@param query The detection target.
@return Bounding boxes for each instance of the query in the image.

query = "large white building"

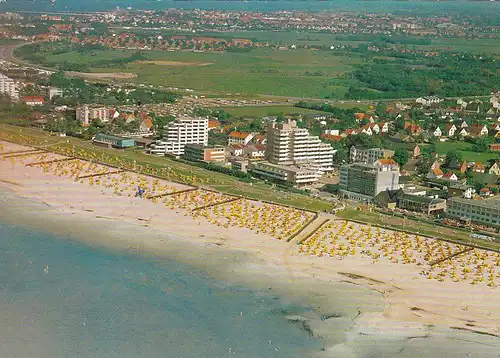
[265,119,334,172]
[0,73,19,100]
[150,116,208,156]
[76,105,114,127]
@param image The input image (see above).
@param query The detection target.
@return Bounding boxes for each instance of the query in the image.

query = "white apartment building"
[349,146,395,164]
[76,105,113,127]
[266,119,334,172]
[150,116,208,156]
[0,73,19,100]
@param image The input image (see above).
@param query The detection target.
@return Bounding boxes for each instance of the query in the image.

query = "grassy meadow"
[21,46,361,98]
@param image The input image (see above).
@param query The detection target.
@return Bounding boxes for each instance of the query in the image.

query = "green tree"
[393,148,409,167]
[445,150,463,167]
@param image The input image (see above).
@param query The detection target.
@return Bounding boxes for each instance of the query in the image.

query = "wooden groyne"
[296,218,331,245]
[76,170,126,180]
[2,150,45,159]
[286,212,319,242]
[429,247,474,267]
[26,157,78,167]
[191,197,241,212]
[148,188,198,199]
[1,149,41,157]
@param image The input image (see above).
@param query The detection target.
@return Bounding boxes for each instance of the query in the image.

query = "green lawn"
[432,141,500,162]
[0,124,333,212]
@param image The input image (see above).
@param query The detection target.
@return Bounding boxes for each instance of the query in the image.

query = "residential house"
[480,187,492,197]
[404,122,422,136]
[430,160,441,171]
[228,144,245,157]
[469,124,488,137]
[490,144,500,152]
[23,96,45,106]
[442,172,458,181]
[489,162,500,176]
[228,131,254,146]
[490,94,499,109]
[379,122,390,133]
[448,184,474,199]
[443,123,457,137]
[139,117,153,133]
[252,134,267,145]
[432,127,443,137]
[458,120,469,129]
[243,144,266,158]
[427,167,444,179]
[472,162,486,173]
[409,144,421,159]
[360,125,374,136]
[491,124,500,132]
[208,120,221,132]
[457,127,469,137]
[416,96,442,107]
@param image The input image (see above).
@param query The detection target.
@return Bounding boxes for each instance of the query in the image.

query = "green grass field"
[415,38,500,55]
[432,141,500,162]
[25,47,361,98]
[221,105,328,117]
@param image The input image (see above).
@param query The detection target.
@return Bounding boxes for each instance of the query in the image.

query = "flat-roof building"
[398,194,446,215]
[251,161,320,186]
[150,116,208,156]
[447,197,500,228]
[93,133,135,149]
[266,119,334,172]
[340,159,400,201]
[350,146,394,164]
[0,73,19,100]
[183,144,226,163]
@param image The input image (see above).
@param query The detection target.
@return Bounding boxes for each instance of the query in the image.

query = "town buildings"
[183,144,226,163]
[150,116,208,156]
[265,119,334,172]
[339,159,400,201]
[0,73,19,100]
[76,105,114,127]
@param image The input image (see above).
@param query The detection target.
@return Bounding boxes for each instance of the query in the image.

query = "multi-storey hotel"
[150,116,208,156]
[265,119,334,172]
[0,73,19,100]
[339,159,400,201]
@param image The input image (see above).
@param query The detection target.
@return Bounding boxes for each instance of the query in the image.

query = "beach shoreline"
[1,139,500,357]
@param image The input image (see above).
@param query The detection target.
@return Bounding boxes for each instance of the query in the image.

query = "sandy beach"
[1,139,500,357]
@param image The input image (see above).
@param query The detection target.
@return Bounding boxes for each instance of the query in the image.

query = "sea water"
[1,0,499,15]
[0,221,321,357]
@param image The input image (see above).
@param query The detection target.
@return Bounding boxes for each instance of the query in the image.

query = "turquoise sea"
[0,220,322,357]
[0,0,498,14]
